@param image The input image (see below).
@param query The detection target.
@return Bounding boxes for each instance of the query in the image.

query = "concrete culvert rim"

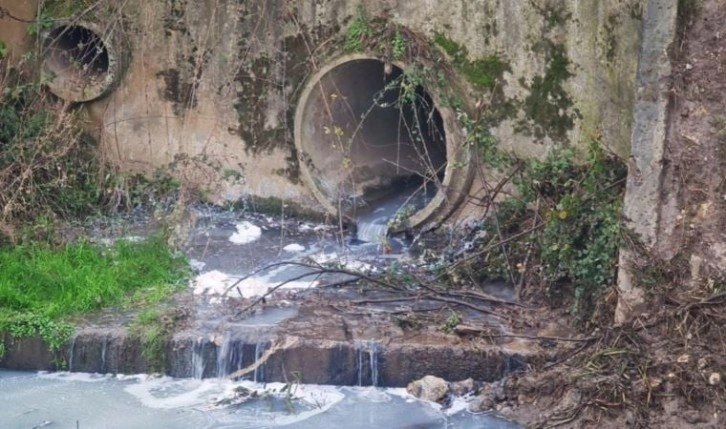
[294,54,474,231]
[42,21,124,102]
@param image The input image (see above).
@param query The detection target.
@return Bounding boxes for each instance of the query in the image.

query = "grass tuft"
[0,235,190,351]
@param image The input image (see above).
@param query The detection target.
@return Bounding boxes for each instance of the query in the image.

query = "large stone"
[406,375,450,403]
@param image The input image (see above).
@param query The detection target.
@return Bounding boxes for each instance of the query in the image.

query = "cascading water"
[216,335,249,378]
[191,339,206,379]
[253,340,266,383]
[369,342,380,387]
[100,335,108,374]
[67,334,77,372]
[356,340,380,387]
[354,180,437,243]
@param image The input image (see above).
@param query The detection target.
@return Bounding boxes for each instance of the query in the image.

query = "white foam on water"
[386,387,419,403]
[191,270,237,296]
[356,386,392,403]
[229,221,262,244]
[446,395,475,416]
[387,387,475,416]
[283,243,305,252]
[1,371,514,428]
[123,376,345,426]
[124,377,224,409]
[311,251,376,273]
[37,371,112,382]
[191,269,319,300]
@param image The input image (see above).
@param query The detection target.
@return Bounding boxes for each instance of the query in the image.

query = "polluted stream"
[1,185,519,428]
[0,370,517,429]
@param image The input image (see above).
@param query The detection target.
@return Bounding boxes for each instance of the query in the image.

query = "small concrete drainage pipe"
[41,21,126,102]
[294,54,474,231]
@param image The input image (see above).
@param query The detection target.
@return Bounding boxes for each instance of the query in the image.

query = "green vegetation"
[44,0,97,17]
[0,232,188,343]
[345,5,372,52]
[391,29,406,61]
[130,308,169,372]
[0,235,190,354]
[441,312,462,334]
[522,140,625,316]
[0,235,188,318]
[433,33,510,89]
[447,137,626,323]
[0,60,103,243]
[0,19,194,364]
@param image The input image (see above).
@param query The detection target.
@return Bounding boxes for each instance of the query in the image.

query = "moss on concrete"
[517,41,577,142]
[433,33,510,90]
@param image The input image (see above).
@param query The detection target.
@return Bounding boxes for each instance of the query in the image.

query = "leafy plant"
[391,30,406,61]
[441,312,461,334]
[449,135,626,322]
[27,11,54,37]
[345,5,372,52]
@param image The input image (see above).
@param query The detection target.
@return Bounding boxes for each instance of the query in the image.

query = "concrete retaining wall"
[0,0,644,228]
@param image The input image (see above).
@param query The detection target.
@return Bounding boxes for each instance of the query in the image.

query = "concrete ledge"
[1,327,534,387]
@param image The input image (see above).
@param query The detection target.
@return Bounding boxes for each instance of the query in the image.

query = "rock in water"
[406,375,449,403]
[450,378,476,396]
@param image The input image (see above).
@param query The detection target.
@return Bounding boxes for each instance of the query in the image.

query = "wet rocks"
[468,382,508,413]
[406,375,449,403]
[449,377,476,396]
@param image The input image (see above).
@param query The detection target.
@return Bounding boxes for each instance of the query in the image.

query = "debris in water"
[192,270,237,296]
[283,243,305,252]
[229,221,262,244]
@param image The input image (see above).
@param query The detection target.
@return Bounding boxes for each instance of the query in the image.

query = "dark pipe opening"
[44,25,110,82]
[299,59,447,217]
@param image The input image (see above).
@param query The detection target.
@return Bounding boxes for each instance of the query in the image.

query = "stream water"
[0,370,518,429]
[1,186,520,428]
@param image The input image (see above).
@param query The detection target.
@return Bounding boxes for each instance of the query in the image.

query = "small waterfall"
[356,340,381,387]
[369,342,380,387]
[191,339,206,379]
[216,335,231,378]
[253,340,266,383]
[67,334,77,372]
[216,335,246,378]
[353,178,437,243]
[356,220,389,243]
[357,346,364,386]
[100,335,108,373]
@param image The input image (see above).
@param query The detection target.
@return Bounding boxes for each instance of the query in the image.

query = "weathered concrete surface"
[0,302,538,387]
[615,0,678,324]
[0,0,643,227]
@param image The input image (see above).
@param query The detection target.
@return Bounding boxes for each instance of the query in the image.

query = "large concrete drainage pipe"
[41,21,126,102]
[294,55,473,232]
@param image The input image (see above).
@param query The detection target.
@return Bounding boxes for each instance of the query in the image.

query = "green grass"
[0,235,190,351]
